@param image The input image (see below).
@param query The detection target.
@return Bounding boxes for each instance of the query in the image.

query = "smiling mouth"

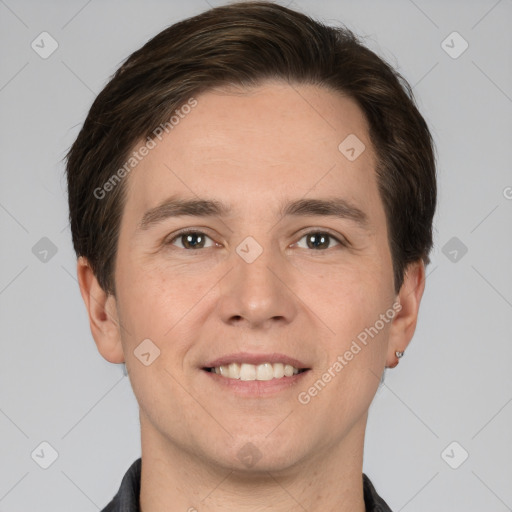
[202,362,309,381]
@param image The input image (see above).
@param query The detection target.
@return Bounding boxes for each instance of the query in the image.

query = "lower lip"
[201,369,310,397]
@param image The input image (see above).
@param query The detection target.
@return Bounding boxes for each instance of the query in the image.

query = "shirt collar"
[101,458,393,512]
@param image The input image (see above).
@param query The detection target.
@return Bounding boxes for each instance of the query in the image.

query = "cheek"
[299,259,392,373]
[304,280,392,421]
[117,252,198,324]
[115,265,203,422]
[300,258,390,326]
[113,264,192,381]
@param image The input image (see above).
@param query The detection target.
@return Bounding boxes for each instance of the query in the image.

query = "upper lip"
[203,352,310,369]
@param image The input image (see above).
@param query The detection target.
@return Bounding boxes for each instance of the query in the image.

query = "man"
[66,2,436,510]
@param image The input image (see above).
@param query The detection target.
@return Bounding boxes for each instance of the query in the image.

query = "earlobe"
[76,256,125,364]
[386,260,426,368]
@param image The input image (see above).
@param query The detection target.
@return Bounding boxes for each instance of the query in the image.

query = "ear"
[76,256,125,364]
[386,260,426,368]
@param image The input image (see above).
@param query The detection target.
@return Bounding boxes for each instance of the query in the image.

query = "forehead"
[121,81,381,226]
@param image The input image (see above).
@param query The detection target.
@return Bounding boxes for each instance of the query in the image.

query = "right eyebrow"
[137,197,231,232]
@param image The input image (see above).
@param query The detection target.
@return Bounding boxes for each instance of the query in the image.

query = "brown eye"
[167,231,214,250]
[295,231,344,250]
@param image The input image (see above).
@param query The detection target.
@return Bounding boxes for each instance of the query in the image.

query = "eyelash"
[165,229,348,251]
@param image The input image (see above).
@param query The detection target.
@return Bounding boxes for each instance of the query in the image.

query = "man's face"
[111,81,397,472]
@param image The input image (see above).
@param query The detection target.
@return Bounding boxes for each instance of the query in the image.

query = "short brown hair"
[66,1,436,296]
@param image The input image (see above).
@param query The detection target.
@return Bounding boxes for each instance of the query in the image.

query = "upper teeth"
[211,363,301,380]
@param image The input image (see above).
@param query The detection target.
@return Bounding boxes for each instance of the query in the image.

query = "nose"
[216,239,298,330]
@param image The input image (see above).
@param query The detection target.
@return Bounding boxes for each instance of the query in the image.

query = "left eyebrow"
[136,195,370,232]
[279,197,369,229]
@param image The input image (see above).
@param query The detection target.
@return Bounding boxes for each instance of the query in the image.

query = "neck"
[139,413,368,512]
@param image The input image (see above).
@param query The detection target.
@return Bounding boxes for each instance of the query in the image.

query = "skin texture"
[77,81,425,512]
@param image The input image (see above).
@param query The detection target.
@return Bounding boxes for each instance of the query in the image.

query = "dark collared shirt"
[101,458,393,512]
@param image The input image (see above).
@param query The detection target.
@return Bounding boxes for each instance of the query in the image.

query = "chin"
[225,439,306,474]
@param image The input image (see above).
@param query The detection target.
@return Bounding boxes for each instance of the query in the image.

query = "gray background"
[1,0,511,510]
